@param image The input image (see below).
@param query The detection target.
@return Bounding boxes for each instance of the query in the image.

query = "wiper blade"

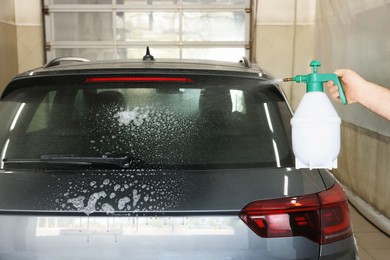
[41,155,132,168]
[3,155,135,169]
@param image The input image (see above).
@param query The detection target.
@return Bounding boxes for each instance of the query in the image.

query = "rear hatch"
[0,65,353,259]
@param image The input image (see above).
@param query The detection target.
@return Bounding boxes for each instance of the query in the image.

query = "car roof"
[23,57,263,76]
[1,57,280,99]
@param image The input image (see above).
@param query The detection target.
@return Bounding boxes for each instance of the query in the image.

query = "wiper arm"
[42,155,132,168]
[3,155,135,169]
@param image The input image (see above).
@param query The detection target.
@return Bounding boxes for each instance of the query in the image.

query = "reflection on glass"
[263,103,274,133]
[55,48,116,60]
[117,48,180,59]
[230,90,246,113]
[273,139,281,168]
[182,48,245,62]
[54,47,243,61]
[284,175,289,196]
[36,216,236,237]
[0,139,10,169]
[51,0,246,5]
[182,12,245,41]
[10,103,26,131]
[119,0,182,5]
[52,0,112,4]
[117,12,179,42]
[182,0,246,5]
[53,13,113,41]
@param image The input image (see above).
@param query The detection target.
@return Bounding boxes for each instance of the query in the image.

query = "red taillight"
[318,181,353,244]
[240,193,321,243]
[239,182,352,244]
[84,77,194,83]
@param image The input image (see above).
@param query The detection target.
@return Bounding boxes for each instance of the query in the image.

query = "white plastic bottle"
[291,92,341,169]
[284,60,346,169]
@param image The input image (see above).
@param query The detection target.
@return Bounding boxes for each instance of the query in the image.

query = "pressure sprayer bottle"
[284,60,346,169]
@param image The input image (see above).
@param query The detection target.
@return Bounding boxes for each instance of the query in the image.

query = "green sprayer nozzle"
[284,60,347,105]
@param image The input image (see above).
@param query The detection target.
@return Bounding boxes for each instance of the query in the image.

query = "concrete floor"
[350,203,390,260]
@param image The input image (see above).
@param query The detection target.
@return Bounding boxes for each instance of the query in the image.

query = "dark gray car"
[0,56,357,259]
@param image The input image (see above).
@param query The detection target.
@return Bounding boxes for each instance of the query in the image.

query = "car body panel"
[0,168,325,213]
[0,214,322,260]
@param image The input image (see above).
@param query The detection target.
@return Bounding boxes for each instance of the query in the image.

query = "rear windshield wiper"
[2,155,138,169]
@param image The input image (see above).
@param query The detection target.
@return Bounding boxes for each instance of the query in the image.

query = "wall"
[0,0,43,94]
[316,0,390,136]
[255,0,316,110]
[0,0,18,93]
[316,0,390,233]
[14,0,44,73]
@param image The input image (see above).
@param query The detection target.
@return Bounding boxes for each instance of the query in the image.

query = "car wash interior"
[0,1,389,259]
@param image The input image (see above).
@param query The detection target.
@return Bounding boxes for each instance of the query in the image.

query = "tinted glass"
[0,76,293,169]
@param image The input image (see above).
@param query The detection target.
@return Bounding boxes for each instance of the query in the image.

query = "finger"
[328,85,339,95]
[326,80,335,88]
[331,91,340,102]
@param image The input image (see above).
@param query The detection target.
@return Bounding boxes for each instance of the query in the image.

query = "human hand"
[326,69,368,104]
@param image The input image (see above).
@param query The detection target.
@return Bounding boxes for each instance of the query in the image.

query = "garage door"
[43,0,252,62]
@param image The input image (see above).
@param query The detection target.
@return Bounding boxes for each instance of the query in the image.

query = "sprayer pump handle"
[327,74,347,105]
[309,60,347,105]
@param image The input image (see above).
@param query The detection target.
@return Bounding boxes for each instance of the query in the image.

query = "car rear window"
[0,75,294,170]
